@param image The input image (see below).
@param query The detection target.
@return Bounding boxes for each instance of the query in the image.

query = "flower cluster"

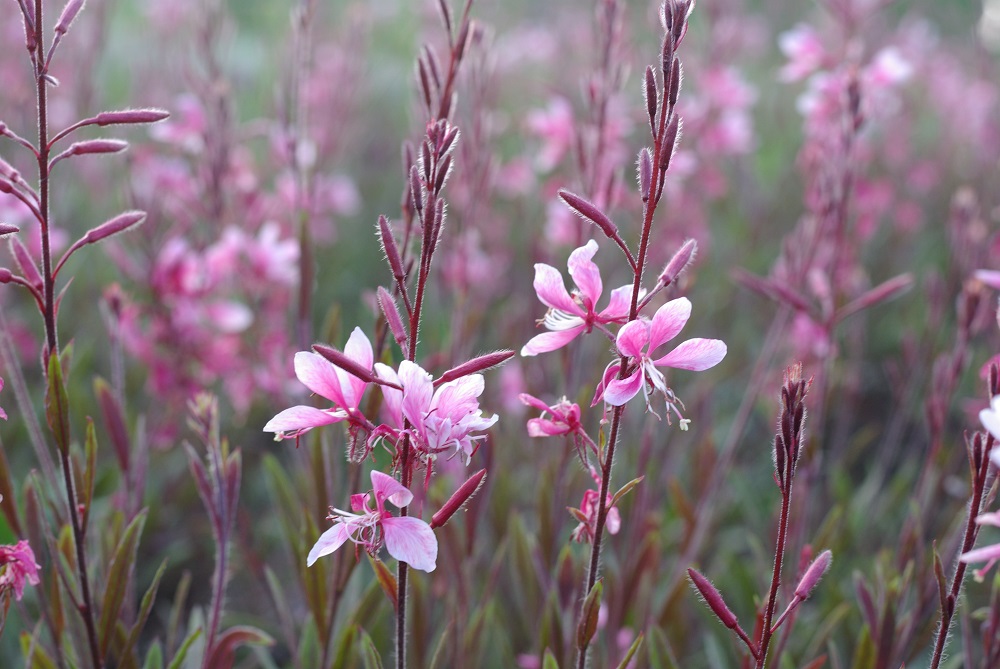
[0,540,40,602]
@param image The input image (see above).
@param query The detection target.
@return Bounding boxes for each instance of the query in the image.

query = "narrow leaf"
[610,476,644,508]
[167,628,202,669]
[367,555,398,612]
[44,353,70,455]
[99,510,148,657]
[82,418,97,529]
[577,579,603,650]
[356,626,384,669]
[615,632,644,669]
[204,625,275,669]
[120,559,168,664]
[542,648,560,669]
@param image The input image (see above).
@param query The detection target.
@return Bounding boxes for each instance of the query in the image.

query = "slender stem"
[756,482,793,669]
[205,530,228,661]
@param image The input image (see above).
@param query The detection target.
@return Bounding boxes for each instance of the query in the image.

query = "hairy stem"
[756,482,793,668]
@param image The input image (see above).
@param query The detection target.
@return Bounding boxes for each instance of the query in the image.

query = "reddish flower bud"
[688,568,739,629]
[638,148,652,202]
[430,469,487,529]
[377,286,407,349]
[9,237,41,289]
[794,550,832,600]
[69,139,128,156]
[644,66,658,133]
[435,350,515,386]
[658,238,696,286]
[83,210,145,244]
[0,268,13,283]
[95,109,170,126]
[313,343,400,390]
[54,0,85,35]
[559,189,619,239]
[0,224,20,238]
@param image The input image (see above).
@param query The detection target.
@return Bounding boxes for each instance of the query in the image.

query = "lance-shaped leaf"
[577,579,603,650]
[542,648,559,669]
[44,353,70,455]
[95,377,130,473]
[835,273,913,323]
[204,626,274,669]
[367,555,398,612]
[610,475,644,508]
[616,633,644,669]
[357,626,384,669]
[81,418,97,529]
[0,446,22,535]
[119,558,168,664]
[167,628,202,669]
[99,510,148,657]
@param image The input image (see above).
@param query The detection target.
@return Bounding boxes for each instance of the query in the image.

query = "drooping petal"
[399,360,434,428]
[518,393,551,414]
[533,263,580,314]
[960,542,1000,565]
[976,511,1000,528]
[653,338,728,371]
[383,516,438,572]
[592,362,621,407]
[528,417,571,437]
[604,369,645,406]
[264,406,345,436]
[306,523,351,566]
[615,319,650,358]
[294,351,346,406]
[341,327,374,407]
[598,285,634,322]
[567,240,603,310]
[371,470,413,509]
[521,326,586,356]
[375,363,404,429]
[647,298,691,353]
[606,507,621,534]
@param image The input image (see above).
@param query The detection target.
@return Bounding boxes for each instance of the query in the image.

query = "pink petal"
[383,516,438,572]
[653,338,727,371]
[567,240,603,310]
[591,362,621,407]
[527,417,570,437]
[598,285,634,322]
[294,351,346,406]
[976,270,1000,290]
[433,374,485,419]
[520,326,585,356]
[307,523,351,566]
[976,511,1000,528]
[533,263,580,314]
[647,298,691,353]
[342,327,374,406]
[606,507,621,534]
[371,470,413,509]
[375,363,404,428]
[263,405,344,436]
[615,320,650,358]
[399,360,433,428]
[604,369,644,406]
[518,393,551,413]
[960,542,1000,564]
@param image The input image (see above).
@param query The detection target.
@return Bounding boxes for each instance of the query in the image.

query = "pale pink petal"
[399,360,434,427]
[976,270,1000,290]
[592,362,621,407]
[521,326,585,356]
[598,285,634,322]
[615,320,650,358]
[980,395,1000,442]
[433,374,485,419]
[518,393,551,413]
[647,298,691,353]
[375,363,404,428]
[604,369,644,406]
[341,327,374,406]
[533,263,581,314]
[527,417,570,437]
[567,240,603,309]
[653,338,727,371]
[294,351,346,406]
[307,523,351,566]
[976,511,1000,528]
[606,507,621,534]
[960,542,1000,564]
[264,406,344,435]
[383,516,438,572]
[371,470,413,509]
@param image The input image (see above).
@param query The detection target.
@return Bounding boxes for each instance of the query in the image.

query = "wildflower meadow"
[2,0,1000,667]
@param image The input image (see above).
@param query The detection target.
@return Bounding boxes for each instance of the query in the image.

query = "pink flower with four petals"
[307,470,437,572]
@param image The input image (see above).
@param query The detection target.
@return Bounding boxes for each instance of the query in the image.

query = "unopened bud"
[430,469,487,529]
[794,550,832,600]
[0,224,20,238]
[644,66,658,133]
[54,0,85,35]
[68,139,128,156]
[559,190,619,239]
[83,210,145,244]
[688,568,738,629]
[377,286,407,349]
[638,148,652,202]
[0,268,13,283]
[377,215,405,283]
[659,238,696,286]
[435,350,514,386]
[10,237,41,289]
[313,343,396,390]
[95,109,169,126]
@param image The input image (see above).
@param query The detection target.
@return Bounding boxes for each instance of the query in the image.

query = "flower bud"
[638,148,652,202]
[658,238,696,286]
[69,139,128,156]
[377,286,407,349]
[430,469,486,529]
[794,550,832,600]
[435,350,515,386]
[688,568,738,629]
[95,109,169,126]
[54,0,85,35]
[559,189,619,239]
[83,210,145,244]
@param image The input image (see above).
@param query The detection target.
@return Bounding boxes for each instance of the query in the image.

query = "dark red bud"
[688,568,739,629]
[559,190,619,239]
[435,350,514,386]
[430,469,487,529]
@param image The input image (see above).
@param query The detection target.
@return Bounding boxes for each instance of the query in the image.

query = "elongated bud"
[644,66,658,133]
[638,148,652,202]
[559,189,619,239]
[836,273,913,322]
[10,237,41,289]
[313,344,399,390]
[0,268,13,283]
[658,238,696,286]
[687,568,738,629]
[430,469,486,529]
[435,350,515,386]
[0,224,19,238]
[83,210,145,244]
[794,550,832,599]
[409,165,423,212]
[377,217,405,285]
[434,153,453,194]
[660,114,681,171]
[0,179,12,194]
[377,286,407,349]
[68,139,128,156]
[95,108,169,126]
[669,58,681,107]
[54,0,85,35]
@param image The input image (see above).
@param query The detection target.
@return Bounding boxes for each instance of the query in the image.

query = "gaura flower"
[0,540,41,601]
[264,327,373,439]
[375,360,498,465]
[521,240,633,356]
[570,467,620,544]
[308,470,437,572]
[960,509,1000,581]
[596,297,727,411]
[519,393,582,438]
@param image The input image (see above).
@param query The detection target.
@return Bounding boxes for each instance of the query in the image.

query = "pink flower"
[596,298,727,411]
[264,327,373,439]
[375,360,497,464]
[308,470,437,572]
[522,241,633,356]
[570,467,620,544]
[778,24,826,82]
[0,540,41,601]
[519,393,581,438]
[960,509,1000,581]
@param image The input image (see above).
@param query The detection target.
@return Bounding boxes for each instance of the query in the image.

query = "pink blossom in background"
[264,327,373,440]
[308,470,437,573]
[596,298,727,411]
[522,241,634,356]
[526,97,574,173]
[0,540,40,601]
[778,23,826,82]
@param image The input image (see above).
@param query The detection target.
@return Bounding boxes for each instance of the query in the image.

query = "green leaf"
[297,615,320,669]
[356,626,384,669]
[142,641,163,669]
[850,626,875,669]
[99,510,148,657]
[576,579,603,650]
[167,628,202,669]
[427,620,452,669]
[330,625,357,669]
[368,555,398,611]
[119,559,168,665]
[21,627,58,669]
[82,418,97,529]
[542,648,560,669]
[615,632,644,669]
[647,626,679,669]
[204,625,275,669]
[0,446,21,535]
[44,352,70,455]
